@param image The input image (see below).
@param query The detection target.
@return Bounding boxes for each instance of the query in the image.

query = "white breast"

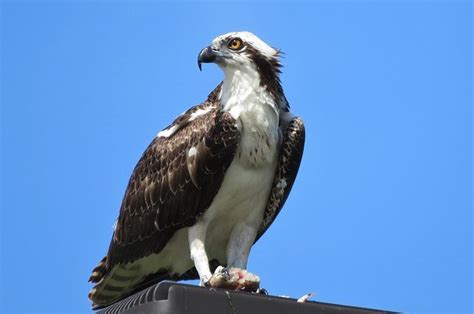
[221,65,280,166]
[202,152,277,263]
[197,72,281,261]
[137,66,282,278]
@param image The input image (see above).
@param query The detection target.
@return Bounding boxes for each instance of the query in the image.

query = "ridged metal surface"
[96,282,398,314]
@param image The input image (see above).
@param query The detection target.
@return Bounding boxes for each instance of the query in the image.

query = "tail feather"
[89,260,176,308]
[88,256,216,308]
[89,262,143,308]
[89,256,108,283]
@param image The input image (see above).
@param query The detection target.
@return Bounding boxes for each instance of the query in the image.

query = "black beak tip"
[197,46,217,71]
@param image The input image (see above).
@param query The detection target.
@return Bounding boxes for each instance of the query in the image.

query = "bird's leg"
[188,221,212,286]
[223,223,260,292]
[227,223,256,269]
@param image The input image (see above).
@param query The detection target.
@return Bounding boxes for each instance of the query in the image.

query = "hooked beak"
[198,46,218,71]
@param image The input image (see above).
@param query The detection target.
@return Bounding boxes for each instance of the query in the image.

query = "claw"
[256,288,268,295]
[201,274,212,287]
[221,267,230,279]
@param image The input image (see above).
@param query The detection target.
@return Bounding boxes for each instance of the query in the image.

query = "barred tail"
[89,256,108,283]
[88,257,172,309]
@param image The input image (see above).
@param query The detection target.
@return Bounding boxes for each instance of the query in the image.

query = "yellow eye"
[228,38,243,50]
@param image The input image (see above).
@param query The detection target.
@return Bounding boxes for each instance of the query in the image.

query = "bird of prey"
[89,31,305,308]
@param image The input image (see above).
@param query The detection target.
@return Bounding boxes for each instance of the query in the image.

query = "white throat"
[219,66,280,167]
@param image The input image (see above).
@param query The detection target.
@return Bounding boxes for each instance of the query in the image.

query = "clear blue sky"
[1,1,471,313]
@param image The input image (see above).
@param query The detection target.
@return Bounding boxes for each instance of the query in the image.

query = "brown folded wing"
[92,89,240,277]
[256,116,305,241]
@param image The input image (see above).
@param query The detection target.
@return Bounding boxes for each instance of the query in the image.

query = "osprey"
[89,31,305,308]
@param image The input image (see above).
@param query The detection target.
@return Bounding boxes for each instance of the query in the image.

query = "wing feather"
[256,116,305,241]
[102,88,240,268]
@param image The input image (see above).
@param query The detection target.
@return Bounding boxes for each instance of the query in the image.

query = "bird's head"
[198,31,280,71]
[198,31,283,96]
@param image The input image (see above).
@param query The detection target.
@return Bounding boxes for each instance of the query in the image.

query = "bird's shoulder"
[156,84,223,140]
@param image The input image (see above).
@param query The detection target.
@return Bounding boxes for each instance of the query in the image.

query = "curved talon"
[256,288,268,295]
[221,267,230,279]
